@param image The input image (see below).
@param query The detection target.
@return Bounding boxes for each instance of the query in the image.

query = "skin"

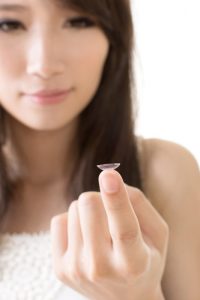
[0,1,200,299]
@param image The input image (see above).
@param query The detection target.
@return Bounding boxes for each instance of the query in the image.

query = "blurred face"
[0,0,109,131]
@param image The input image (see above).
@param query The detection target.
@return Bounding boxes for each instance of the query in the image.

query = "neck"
[3,114,78,186]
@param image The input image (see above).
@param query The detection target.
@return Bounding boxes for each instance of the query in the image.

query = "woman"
[0,0,199,299]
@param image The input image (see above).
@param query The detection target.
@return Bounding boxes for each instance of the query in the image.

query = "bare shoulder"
[139,137,200,215]
[139,137,200,299]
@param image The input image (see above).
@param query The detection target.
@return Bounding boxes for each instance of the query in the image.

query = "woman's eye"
[0,20,23,32]
[0,17,96,33]
[66,17,96,29]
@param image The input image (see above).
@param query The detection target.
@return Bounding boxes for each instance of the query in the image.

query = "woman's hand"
[50,169,169,300]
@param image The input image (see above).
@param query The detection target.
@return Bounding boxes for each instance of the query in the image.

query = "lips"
[26,89,69,97]
[23,89,72,105]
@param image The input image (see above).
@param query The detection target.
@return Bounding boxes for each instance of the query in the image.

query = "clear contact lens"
[97,163,120,171]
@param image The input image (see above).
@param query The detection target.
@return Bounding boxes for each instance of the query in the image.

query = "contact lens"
[97,163,120,171]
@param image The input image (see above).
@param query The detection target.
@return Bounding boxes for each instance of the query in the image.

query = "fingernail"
[101,172,119,194]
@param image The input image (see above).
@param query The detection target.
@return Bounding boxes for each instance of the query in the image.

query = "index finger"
[98,170,147,265]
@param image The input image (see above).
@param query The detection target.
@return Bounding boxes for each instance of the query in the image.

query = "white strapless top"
[0,231,87,300]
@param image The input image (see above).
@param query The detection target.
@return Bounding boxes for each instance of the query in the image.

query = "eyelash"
[0,17,95,33]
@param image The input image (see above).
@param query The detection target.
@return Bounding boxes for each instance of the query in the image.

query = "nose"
[26,32,65,80]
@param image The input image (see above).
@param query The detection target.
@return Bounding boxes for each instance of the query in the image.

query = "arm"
[143,138,200,299]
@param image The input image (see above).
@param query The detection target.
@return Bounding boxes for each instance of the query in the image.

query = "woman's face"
[0,0,109,131]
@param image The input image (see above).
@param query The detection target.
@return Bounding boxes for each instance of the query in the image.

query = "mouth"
[23,89,73,105]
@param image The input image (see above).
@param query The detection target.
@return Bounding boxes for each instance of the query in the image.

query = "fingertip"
[99,168,120,178]
[99,169,124,195]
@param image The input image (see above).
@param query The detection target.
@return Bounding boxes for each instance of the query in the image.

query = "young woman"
[0,0,199,299]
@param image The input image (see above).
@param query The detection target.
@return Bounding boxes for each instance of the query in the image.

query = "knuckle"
[68,200,77,212]
[122,248,151,280]
[133,187,144,199]
[88,269,102,282]
[123,265,146,282]
[122,267,142,281]
[112,229,139,244]
[107,201,124,212]
[133,188,145,203]
[78,191,100,207]
[128,187,145,207]
[87,264,109,283]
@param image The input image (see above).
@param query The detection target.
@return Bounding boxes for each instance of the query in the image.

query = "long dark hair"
[0,0,144,219]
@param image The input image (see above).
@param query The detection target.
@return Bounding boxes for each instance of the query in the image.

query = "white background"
[131,0,200,165]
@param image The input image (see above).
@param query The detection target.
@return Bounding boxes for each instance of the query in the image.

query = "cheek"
[0,44,24,93]
[0,41,23,73]
[71,34,109,98]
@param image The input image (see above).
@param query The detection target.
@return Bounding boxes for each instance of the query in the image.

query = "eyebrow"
[0,4,29,12]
